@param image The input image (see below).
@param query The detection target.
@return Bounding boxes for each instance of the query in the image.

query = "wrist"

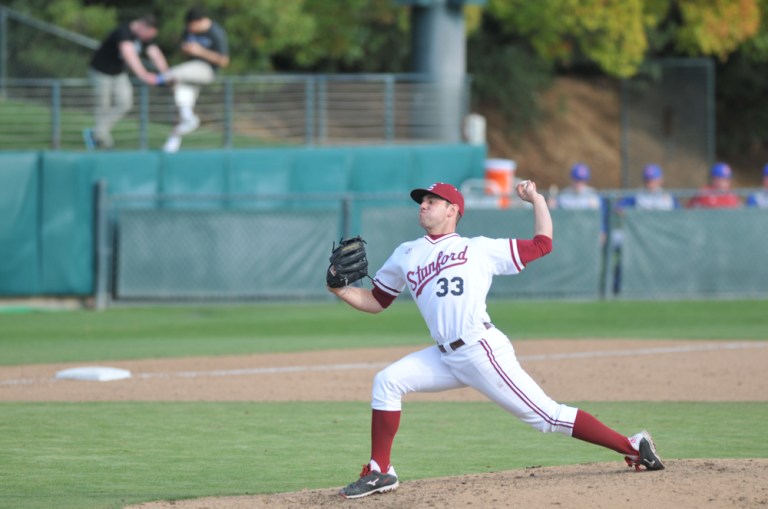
[329,286,349,297]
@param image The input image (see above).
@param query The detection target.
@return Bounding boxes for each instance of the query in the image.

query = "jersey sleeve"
[516,235,553,265]
[475,235,552,275]
[371,247,408,304]
[372,285,396,308]
[474,237,525,275]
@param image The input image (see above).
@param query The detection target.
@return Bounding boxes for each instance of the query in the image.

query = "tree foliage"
[739,0,768,61]
[6,0,767,77]
[675,0,761,60]
[484,0,763,77]
[486,0,653,78]
[3,0,117,39]
[148,0,316,72]
[296,0,410,72]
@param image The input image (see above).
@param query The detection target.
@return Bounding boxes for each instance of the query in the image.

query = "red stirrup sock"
[371,409,401,472]
[571,409,636,456]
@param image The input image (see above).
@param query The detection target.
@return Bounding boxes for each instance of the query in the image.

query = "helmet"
[710,162,732,179]
[570,163,591,181]
[642,164,663,181]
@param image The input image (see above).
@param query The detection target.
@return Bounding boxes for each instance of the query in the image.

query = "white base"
[55,366,132,382]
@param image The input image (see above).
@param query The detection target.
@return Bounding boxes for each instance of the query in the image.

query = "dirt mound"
[129,459,768,509]
[480,76,622,190]
[480,76,761,189]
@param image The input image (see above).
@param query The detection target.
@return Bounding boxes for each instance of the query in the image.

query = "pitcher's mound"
[129,458,768,509]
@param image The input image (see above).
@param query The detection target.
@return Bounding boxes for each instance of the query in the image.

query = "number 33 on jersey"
[371,233,526,346]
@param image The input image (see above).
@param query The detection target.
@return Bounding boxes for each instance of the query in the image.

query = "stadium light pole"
[395,0,486,143]
[0,8,7,98]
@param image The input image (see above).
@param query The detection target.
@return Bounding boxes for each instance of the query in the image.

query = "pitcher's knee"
[371,368,406,411]
[526,403,578,436]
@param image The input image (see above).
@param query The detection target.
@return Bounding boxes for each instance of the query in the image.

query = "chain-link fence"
[621,59,715,189]
[98,188,768,306]
[603,188,768,299]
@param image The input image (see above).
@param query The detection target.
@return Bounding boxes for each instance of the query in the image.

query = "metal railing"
[0,74,470,150]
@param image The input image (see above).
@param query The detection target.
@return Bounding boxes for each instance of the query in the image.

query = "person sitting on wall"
[611,164,679,295]
[616,164,679,211]
[162,7,230,153]
[688,162,742,208]
[746,164,768,208]
[551,163,602,210]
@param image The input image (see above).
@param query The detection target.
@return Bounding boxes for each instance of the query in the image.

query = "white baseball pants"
[371,327,578,435]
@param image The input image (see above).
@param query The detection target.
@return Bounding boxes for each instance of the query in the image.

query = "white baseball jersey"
[556,185,602,210]
[747,190,768,208]
[633,190,677,210]
[373,233,524,346]
[369,232,578,435]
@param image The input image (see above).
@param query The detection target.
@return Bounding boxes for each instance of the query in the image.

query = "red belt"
[438,323,493,353]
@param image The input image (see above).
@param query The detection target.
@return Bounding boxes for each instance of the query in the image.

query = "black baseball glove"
[326,236,368,288]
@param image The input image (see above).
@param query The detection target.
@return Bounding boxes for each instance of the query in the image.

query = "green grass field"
[0,98,283,151]
[2,299,766,365]
[1,299,767,509]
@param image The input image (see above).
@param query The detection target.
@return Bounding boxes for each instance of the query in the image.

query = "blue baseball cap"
[643,164,663,181]
[763,163,768,177]
[710,162,732,179]
[570,163,591,181]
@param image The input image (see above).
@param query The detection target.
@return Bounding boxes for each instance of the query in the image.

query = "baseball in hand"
[517,179,537,202]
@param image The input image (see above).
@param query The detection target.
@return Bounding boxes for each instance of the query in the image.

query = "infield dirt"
[3,339,767,508]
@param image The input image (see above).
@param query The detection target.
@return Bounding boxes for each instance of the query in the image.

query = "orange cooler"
[484,158,516,208]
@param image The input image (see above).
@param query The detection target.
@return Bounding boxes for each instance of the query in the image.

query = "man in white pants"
[162,8,229,153]
[328,181,665,499]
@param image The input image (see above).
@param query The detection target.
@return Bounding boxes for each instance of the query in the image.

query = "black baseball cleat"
[339,463,399,499]
[626,430,665,471]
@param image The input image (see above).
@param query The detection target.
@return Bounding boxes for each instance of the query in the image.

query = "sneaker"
[626,430,665,471]
[82,128,97,151]
[163,135,182,153]
[174,115,200,136]
[338,463,399,499]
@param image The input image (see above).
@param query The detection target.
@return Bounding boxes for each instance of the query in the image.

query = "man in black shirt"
[85,15,168,150]
[162,8,230,153]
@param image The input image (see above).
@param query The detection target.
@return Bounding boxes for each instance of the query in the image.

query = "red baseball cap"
[410,182,465,216]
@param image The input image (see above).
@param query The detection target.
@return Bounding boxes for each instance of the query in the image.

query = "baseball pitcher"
[327,180,664,499]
